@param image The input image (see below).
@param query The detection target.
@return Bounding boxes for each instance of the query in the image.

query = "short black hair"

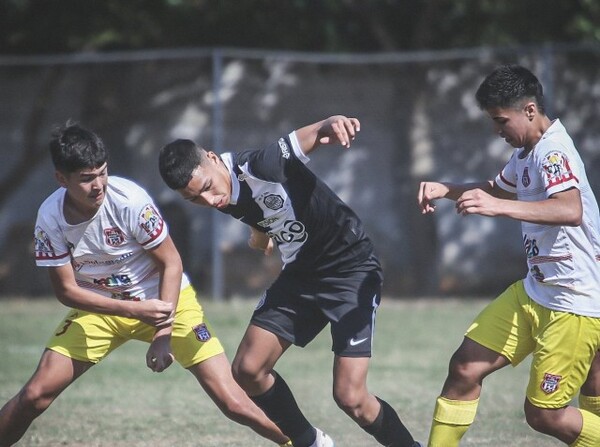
[49,121,108,173]
[475,64,545,114]
[158,139,204,190]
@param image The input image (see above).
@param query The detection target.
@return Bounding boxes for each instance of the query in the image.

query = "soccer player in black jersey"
[159,115,421,447]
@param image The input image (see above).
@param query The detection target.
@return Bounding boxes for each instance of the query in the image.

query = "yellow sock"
[428,396,479,447]
[579,393,600,417]
[570,409,600,447]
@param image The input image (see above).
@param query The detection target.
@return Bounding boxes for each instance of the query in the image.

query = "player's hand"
[318,115,360,148]
[418,181,449,214]
[248,228,273,256]
[146,334,175,373]
[455,188,499,217]
[134,300,175,328]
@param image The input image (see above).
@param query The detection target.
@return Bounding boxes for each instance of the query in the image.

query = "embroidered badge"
[193,323,212,342]
[522,167,530,187]
[542,152,578,189]
[541,372,562,394]
[139,204,164,238]
[34,226,56,259]
[263,194,284,210]
[104,227,125,247]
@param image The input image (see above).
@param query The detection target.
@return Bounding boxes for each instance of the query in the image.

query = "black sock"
[362,397,415,447]
[251,371,316,447]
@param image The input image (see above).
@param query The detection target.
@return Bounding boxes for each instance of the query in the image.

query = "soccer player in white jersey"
[0,122,292,447]
[159,116,422,447]
[418,64,600,446]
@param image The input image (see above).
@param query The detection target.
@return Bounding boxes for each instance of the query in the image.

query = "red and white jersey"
[495,119,600,316]
[34,176,190,301]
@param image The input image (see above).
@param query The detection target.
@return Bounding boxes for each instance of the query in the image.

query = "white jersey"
[34,176,190,301]
[495,119,600,316]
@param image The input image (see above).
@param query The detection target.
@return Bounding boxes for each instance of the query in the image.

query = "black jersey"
[219,132,380,274]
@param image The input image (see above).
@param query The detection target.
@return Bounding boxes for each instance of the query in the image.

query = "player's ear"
[55,170,68,187]
[524,102,536,120]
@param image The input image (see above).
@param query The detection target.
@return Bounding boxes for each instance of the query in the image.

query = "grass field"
[0,296,563,447]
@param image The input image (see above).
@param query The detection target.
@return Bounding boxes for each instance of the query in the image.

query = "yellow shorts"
[466,280,600,408]
[47,285,224,369]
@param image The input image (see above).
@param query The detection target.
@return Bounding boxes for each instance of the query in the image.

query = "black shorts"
[250,267,383,357]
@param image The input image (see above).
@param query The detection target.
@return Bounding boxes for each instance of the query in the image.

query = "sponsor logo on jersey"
[139,204,164,238]
[263,194,284,210]
[34,226,56,258]
[104,227,125,247]
[193,323,212,342]
[541,372,561,394]
[269,220,308,244]
[237,172,248,182]
[542,152,578,189]
[257,216,280,228]
[521,167,530,187]
[93,274,132,288]
[530,265,545,282]
[523,235,539,259]
[278,138,290,159]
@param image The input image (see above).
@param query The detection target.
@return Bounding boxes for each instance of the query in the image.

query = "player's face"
[178,152,232,209]
[57,163,108,217]
[486,104,534,149]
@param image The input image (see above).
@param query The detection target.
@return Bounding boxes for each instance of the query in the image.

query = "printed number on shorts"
[55,319,74,336]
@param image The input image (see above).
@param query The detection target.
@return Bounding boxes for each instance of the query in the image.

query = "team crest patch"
[263,194,284,210]
[541,372,562,394]
[193,323,212,342]
[34,226,56,259]
[139,204,164,238]
[522,167,530,187]
[104,227,125,246]
[542,151,578,189]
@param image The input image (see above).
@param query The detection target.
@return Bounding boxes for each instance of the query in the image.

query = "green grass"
[0,297,562,446]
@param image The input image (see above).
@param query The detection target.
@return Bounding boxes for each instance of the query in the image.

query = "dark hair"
[49,121,108,173]
[158,139,205,190]
[475,64,545,114]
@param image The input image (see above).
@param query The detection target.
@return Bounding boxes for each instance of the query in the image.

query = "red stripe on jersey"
[499,172,516,188]
[35,252,70,261]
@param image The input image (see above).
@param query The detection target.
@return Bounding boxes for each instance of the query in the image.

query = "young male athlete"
[418,64,600,446]
[159,115,422,447]
[0,122,292,447]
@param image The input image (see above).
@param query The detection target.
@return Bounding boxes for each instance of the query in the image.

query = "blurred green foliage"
[1,0,599,55]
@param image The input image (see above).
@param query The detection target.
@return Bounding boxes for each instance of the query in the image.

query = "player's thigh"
[326,269,382,357]
[251,272,329,348]
[233,324,291,375]
[24,349,93,399]
[165,287,225,369]
[47,308,129,363]
[581,350,600,396]
[527,311,600,408]
[465,280,537,366]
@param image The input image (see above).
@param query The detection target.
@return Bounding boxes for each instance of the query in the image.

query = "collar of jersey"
[220,152,239,205]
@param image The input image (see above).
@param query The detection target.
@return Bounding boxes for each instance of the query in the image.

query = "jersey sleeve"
[537,146,581,197]
[34,211,70,267]
[494,150,518,193]
[125,185,169,249]
[238,132,309,183]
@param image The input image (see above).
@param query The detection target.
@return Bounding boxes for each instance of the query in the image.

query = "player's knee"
[524,402,562,436]
[447,353,482,384]
[18,383,54,414]
[219,395,249,422]
[231,357,263,387]
[333,386,364,418]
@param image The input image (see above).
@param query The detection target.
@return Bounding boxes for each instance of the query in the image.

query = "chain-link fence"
[1,44,599,299]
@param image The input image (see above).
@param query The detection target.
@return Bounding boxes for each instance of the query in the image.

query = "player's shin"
[362,397,416,447]
[251,371,317,447]
[428,396,478,447]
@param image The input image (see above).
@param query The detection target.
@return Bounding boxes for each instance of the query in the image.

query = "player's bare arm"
[418,180,495,214]
[145,235,183,372]
[457,186,582,225]
[295,115,360,155]
[48,263,174,326]
[248,227,273,256]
